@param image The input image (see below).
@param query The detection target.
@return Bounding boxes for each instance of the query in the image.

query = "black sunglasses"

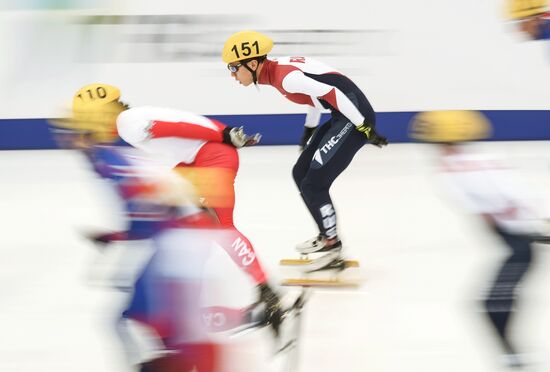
[227,63,242,73]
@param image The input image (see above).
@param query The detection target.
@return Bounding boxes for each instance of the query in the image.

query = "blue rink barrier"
[0,110,549,150]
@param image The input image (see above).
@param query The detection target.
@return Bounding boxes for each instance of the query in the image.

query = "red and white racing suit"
[117,106,267,284]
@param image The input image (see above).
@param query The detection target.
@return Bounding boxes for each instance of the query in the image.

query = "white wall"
[2,0,550,119]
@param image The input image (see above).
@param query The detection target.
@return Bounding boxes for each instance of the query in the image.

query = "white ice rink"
[2,142,550,372]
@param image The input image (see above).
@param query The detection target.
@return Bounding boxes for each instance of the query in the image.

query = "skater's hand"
[83,231,112,252]
[299,126,316,151]
[529,234,550,244]
[356,122,388,147]
[223,126,262,148]
[86,233,110,244]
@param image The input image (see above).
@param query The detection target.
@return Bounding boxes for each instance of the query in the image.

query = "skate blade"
[229,320,266,338]
[281,278,360,288]
[276,339,298,354]
[290,251,344,273]
[280,258,359,267]
[274,289,310,356]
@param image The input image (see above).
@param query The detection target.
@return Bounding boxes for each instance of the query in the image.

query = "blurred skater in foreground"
[50,83,226,371]
[410,110,550,369]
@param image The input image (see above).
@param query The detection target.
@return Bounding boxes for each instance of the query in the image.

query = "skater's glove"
[87,233,110,244]
[529,234,550,244]
[257,283,283,337]
[83,232,112,252]
[299,126,316,151]
[222,126,262,148]
[356,122,388,147]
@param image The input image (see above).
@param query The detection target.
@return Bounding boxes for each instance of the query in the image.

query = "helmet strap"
[242,62,258,85]
[242,56,266,85]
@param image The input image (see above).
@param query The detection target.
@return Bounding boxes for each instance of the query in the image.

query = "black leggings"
[292,114,367,239]
[483,229,534,355]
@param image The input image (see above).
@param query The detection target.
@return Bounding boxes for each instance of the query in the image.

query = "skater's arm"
[117,108,227,144]
[282,71,365,126]
[148,119,226,142]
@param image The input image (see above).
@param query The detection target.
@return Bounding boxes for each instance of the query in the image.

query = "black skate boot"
[256,283,284,338]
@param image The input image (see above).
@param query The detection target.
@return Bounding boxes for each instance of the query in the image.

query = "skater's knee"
[300,176,328,197]
[513,249,533,264]
[484,296,513,314]
[482,297,493,312]
[292,163,306,187]
[298,178,311,196]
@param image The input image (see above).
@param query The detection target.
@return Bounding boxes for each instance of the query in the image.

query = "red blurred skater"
[115,102,284,337]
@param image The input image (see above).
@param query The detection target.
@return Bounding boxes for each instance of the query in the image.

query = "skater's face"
[228,60,259,87]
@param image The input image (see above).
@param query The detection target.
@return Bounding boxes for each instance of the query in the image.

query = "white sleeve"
[282,70,365,126]
[304,106,322,128]
[116,109,151,145]
[443,165,550,235]
[439,173,483,213]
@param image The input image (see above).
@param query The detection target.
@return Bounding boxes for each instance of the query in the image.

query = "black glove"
[530,235,550,244]
[356,122,388,147]
[89,234,111,244]
[257,283,283,337]
[299,126,316,150]
[222,126,262,148]
[84,232,112,252]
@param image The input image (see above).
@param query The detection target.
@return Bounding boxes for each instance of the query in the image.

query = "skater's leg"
[292,121,331,221]
[177,142,282,337]
[175,143,267,285]
[484,230,533,360]
[295,118,366,253]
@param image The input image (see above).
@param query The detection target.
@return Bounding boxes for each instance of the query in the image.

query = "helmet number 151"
[230,41,259,59]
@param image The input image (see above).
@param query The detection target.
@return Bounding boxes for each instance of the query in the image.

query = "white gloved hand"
[223,126,262,148]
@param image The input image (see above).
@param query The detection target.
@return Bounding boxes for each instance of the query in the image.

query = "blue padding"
[209,113,308,145]
[1,110,549,150]
[0,118,58,150]
[483,111,550,141]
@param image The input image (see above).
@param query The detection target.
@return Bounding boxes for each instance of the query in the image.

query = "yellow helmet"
[222,30,274,64]
[409,110,492,143]
[53,83,126,143]
[506,0,547,19]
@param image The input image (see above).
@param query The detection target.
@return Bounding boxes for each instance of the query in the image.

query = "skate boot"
[295,235,343,272]
[231,284,284,339]
[256,283,284,338]
[296,235,342,254]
